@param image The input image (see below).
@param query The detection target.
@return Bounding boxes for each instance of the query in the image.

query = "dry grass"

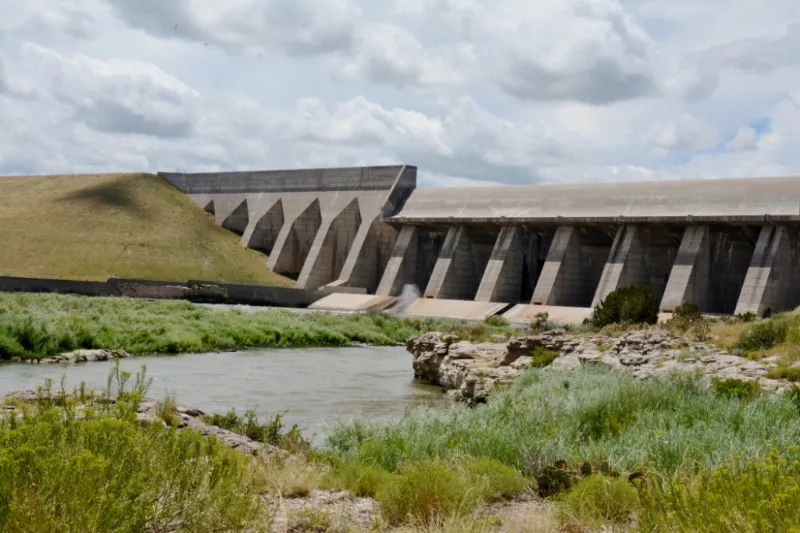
[256,454,326,499]
[0,173,292,285]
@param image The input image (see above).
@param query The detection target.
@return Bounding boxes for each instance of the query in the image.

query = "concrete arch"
[272,199,322,279]
[221,199,249,236]
[245,200,284,256]
[297,198,363,289]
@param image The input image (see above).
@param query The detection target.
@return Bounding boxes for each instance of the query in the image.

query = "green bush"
[711,378,762,401]
[557,475,639,527]
[376,462,476,526]
[529,347,560,368]
[329,461,401,497]
[735,317,790,352]
[484,315,509,327]
[590,286,659,328]
[639,450,800,532]
[202,409,310,453]
[460,458,530,501]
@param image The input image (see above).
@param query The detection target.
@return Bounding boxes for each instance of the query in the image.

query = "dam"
[159,165,800,321]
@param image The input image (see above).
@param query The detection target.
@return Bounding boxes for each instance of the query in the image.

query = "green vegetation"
[0,173,293,285]
[590,285,659,328]
[528,346,560,368]
[639,450,800,532]
[0,292,522,360]
[9,360,800,531]
[0,366,270,532]
[202,409,310,453]
[557,474,640,527]
[323,366,800,529]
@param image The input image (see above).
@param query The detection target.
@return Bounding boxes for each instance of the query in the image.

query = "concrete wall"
[161,165,417,292]
[0,276,329,308]
[156,168,800,317]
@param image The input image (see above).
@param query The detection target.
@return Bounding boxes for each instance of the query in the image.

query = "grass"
[326,367,800,476]
[0,292,522,360]
[320,367,800,529]
[0,365,271,532]
[0,173,292,285]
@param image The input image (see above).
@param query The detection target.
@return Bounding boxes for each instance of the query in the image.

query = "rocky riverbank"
[409,329,792,402]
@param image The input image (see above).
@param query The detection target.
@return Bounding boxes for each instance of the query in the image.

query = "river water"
[0,346,446,443]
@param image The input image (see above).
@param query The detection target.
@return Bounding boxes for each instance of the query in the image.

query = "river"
[0,346,446,443]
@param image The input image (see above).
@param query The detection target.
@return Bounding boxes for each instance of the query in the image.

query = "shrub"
[203,409,310,452]
[711,378,762,401]
[530,347,560,368]
[460,458,530,501]
[638,450,800,532]
[0,396,267,532]
[767,365,800,382]
[557,475,639,527]
[377,462,476,526]
[735,317,789,352]
[329,461,402,497]
[484,315,509,327]
[155,394,179,427]
[590,286,659,328]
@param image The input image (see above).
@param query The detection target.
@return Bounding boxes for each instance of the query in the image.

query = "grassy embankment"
[0,172,292,285]
[0,292,521,360]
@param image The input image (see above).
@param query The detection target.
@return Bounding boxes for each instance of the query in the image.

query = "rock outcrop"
[409,329,790,403]
[24,349,133,365]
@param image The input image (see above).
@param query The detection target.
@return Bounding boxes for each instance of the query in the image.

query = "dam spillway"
[159,166,800,319]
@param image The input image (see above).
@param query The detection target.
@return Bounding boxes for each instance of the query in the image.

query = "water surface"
[0,346,446,442]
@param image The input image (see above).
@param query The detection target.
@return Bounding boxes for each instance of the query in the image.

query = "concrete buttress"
[376,226,418,296]
[735,225,800,316]
[475,226,524,303]
[660,226,711,312]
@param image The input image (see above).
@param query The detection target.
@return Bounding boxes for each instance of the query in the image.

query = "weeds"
[0,366,270,532]
[202,409,311,453]
[557,475,639,527]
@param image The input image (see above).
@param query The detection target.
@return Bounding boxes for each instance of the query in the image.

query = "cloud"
[1,0,800,189]
[727,126,759,151]
[645,114,719,152]
[105,0,359,56]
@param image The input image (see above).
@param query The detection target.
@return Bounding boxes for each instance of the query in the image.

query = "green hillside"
[0,173,292,286]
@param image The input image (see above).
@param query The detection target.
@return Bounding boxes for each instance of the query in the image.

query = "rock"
[406,327,793,403]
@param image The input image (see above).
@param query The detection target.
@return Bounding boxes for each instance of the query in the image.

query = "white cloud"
[1,0,800,187]
[104,0,360,56]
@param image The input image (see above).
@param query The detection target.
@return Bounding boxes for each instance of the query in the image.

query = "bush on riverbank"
[0,292,522,360]
[0,367,269,532]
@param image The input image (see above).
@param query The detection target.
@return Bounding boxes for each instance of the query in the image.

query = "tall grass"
[0,292,521,360]
[0,365,269,532]
[326,367,800,475]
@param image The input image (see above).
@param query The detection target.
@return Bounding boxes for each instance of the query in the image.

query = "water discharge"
[0,346,446,443]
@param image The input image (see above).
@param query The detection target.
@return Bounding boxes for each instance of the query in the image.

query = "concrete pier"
[161,167,800,319]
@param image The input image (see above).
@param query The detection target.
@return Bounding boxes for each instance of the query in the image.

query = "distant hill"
[0,173,293,286]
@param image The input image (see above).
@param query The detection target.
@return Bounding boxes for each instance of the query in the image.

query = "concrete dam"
[159,165,800,321]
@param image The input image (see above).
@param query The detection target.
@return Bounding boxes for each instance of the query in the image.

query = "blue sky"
[1,0,799,187]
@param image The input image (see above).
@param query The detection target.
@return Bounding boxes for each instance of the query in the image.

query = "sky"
[0,0,799,188]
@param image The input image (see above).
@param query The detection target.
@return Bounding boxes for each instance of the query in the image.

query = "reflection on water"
[0,346,446,442]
